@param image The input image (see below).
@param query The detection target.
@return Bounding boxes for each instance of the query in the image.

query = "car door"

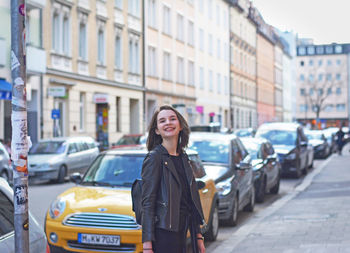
[298,128,308,169]
[66,142,81,174]
[264,142,278,189]
[236,138,253,202]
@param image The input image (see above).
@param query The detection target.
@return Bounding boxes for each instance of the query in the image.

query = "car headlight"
[216,177,233,196]
[286,152,296,160]
[49,198,66,219]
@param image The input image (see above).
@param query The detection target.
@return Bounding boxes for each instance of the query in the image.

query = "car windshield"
[257,130,296,146]
[189,140,229,163]
[82,154,145,187]
[241,141,260,159]
[306,132,323,140]
[29,141,66,154]
[116,136,141,145]
[235,129,252,137]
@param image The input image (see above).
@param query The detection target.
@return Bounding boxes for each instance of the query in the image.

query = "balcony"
[27,45,46,74]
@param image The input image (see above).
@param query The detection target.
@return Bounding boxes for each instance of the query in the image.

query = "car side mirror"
[266,154,276,164]
[70,172,82,184]
[196,180,206,190]
[236,161,250,170]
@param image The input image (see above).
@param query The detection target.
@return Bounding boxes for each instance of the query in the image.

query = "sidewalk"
[210,148,350,253]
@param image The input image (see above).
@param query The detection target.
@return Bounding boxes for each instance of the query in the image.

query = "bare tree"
[301,64,342,129]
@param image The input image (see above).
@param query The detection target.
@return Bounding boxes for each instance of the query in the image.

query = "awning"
[0,79,12,100]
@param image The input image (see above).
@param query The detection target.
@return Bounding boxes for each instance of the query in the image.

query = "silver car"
[28,136,99,183]
[0,177,48,253]
[0,142,12,184]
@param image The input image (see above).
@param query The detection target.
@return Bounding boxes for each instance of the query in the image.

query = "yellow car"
[45,148,218,253]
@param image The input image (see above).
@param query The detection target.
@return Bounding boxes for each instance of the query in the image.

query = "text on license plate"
[78,233,120,246]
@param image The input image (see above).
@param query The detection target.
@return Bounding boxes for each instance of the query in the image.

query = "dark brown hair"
[146,105,190,154]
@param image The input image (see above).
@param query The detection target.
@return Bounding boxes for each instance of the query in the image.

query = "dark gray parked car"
[189,133,255,226]
[0,142,12,184]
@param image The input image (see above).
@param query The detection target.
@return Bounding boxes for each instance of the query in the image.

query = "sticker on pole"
[14,183,28,214]
[11,51,20,70]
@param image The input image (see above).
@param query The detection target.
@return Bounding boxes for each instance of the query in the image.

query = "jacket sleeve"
[141,151,162,242]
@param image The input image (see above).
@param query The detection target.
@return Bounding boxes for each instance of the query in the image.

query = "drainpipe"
[142,0,146,133]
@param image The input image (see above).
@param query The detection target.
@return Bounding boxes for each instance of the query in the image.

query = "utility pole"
[11,0,29,252]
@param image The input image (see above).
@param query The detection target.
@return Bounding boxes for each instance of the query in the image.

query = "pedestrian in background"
[335,126,345,155]
[141,105,205,253]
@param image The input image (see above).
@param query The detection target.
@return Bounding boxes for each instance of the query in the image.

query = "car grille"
[67,241,136,252]
[63,213,140,230]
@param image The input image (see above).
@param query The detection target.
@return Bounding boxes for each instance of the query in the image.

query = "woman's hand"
[197,233,205,253]
[143,241,153,253]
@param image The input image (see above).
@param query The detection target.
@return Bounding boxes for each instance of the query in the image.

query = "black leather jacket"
[141,144,205,243]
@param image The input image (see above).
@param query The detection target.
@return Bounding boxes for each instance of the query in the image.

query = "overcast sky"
[251,0,350,45]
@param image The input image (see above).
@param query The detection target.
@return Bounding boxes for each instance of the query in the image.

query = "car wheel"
[57,165,67,184]
[204,204,219,241]
[226,195,238,226]
[256,177,266,203]
[270,174,280,194]
[244,186,255,212]
[0,170,9,183]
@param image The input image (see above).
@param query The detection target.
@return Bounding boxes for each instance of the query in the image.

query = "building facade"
[144,0,197,126]
[296,42,350,128]
[194,0,230,127]
[273,36,284,122]
[43,0,144,149]
[229,0,257,130]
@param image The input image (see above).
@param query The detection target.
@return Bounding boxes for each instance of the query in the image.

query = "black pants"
[153,212,189,253]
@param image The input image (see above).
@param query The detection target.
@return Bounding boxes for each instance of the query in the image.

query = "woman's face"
[155,109,182,139]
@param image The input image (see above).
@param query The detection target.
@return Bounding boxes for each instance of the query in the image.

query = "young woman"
[141,105,206,253]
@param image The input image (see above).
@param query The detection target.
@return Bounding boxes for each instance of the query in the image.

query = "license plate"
[78,233,120,246]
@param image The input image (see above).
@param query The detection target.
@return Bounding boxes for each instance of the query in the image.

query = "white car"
[0,177,49,253]
[28,136,99,183]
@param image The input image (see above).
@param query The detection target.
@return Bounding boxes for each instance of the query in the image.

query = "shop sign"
[93,93,109,104]
[48,87,66,97]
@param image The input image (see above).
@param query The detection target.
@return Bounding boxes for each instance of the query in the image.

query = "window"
[298,47,306,55]
[129,0,140,17]
[177,14,184,41]
[188,61,194,86]
[199,67,204,89]
[336,87,341,95]
[52,12,60,51]
[318,59,323,66]
[299,104,308,112]
[209,70,213,91]
[115,30,122,70]
[318,74,323,81]
[300,74,305,81]
[208,0,212,19]
[216,5,220,25]
[307,46,315,55]
[217,39,221,58]
[199,28,204,51]
[300,88,305,96]
[324,104,334,112]
[116,97,121,132]
[336,59,341,65]
[224,43,228,62]
[316,46,324,54]
[309,88,314,95]
[217,73,221,94]
[79,93,85,131]
[129,35,140,74]
[318,88,323,95]
[148,46,157,77]
[163,5,171,35]
[0,191,14,237]
[309,60,313,66]
[177,57,184,83]
[327,59,332,66]
[79,22,87,60]
[208,34,213,55]
[325,46,333,54]
[115,0,123,8]
[327,87,332,95]
[224,76,228,95]
[97,27,105,64]
[326,73,332,81]
[336,104,345,111]
[335,45,342,53]
[309,74,314,82]
[188,20,194,46]
[300,61,304,66]
[62,15,70,55]
[336,73,341,81]
[148,0,157,28]
[163,52,171,80]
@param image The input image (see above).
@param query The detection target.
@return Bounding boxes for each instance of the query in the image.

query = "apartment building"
[229,0,257,130]
[274,35,283,122]
[296,42,350,128]
[249,6,275,126]
[144,0,197,126]
[0,0,46,143]
[43,0,144,149]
